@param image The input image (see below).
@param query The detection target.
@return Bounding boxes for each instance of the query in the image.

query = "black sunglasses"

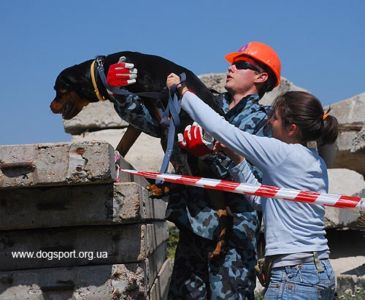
[232,61,262,72]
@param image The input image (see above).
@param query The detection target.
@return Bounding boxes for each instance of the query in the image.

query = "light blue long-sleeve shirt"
[181,91,329,257]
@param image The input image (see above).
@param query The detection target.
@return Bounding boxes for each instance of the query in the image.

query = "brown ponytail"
[272,91,339,145]
[319,112,339,145]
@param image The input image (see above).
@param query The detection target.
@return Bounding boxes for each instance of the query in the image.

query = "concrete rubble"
[0,182,166,230]
[0,142,116,188]
[326,169,365,230]
[0,142,171,299]
[327,92,365,175]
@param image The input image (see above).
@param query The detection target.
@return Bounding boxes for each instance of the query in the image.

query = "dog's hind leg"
[116,125,142,157]
[196,160,232,260]
[208,197,232,260]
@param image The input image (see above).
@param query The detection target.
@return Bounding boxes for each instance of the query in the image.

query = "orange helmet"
[225,41,281,87]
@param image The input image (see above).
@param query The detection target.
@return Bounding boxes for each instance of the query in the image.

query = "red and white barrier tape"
[120,169,365,210]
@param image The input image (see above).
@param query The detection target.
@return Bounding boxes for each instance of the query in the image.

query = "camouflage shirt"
[112,92,271,240]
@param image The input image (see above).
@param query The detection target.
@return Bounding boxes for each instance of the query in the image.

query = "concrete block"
[72,129,165,173]
[328,93,365,175]
[325,169,365,229]
[336,273,365,296]
[117,153,156,187]
[148,258,173,300]
[328,229,365,296]
[0,142,115,189]
[0,243,167,300]
[352,125,365,153]
[113,182,167,224]
[0,223,168,270]
[0,182,167,230]
[63,101,128,135]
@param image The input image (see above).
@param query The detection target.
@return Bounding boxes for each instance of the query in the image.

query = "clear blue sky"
[1,0,364,145]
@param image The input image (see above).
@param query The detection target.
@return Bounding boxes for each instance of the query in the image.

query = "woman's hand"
[166,73,180,89]
[214,142,245,164]
[166,73,189,96]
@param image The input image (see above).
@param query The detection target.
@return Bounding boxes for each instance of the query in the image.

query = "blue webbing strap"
[155,73,185,184]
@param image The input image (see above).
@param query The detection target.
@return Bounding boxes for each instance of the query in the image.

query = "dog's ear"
[55,73,72,90]
[55,61,93,96]
[55,66,77,89]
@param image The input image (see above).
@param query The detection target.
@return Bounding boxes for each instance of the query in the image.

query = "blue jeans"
[264,259,336,300]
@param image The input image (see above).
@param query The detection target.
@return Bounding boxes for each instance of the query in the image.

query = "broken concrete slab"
[0,142,116,189]
[352,125,365,153]
[329,93,365,175]
[148,258,173,300]
[325,169,365,229]
[0,223,168,270]
[327,230,365,296]
[0,243,167,300]
[329,92,365,125]
[0,182,167,230]
[336,273,365,297]
[64,101,129,135]
[72,128,166,172]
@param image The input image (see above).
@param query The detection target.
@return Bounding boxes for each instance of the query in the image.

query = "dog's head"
[50,60,98,120]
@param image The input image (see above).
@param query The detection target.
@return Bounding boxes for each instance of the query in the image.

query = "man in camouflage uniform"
[106,41,281,299]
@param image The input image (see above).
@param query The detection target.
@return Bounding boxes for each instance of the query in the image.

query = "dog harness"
[92,56,184,182]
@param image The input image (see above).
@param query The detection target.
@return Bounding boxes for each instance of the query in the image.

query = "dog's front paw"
[146,184,170,198]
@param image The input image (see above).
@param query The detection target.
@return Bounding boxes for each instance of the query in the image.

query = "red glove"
[178,122,215,158]
[106,56,137,87]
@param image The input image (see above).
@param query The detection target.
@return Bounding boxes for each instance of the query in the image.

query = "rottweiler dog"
[51,52,224,159]
[50,51,221,120]
[50,51,230,258]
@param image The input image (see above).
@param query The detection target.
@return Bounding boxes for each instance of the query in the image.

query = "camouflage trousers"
[168,229,257,300]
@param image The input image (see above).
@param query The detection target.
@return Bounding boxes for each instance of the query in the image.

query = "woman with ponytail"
[168,72,338,300]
